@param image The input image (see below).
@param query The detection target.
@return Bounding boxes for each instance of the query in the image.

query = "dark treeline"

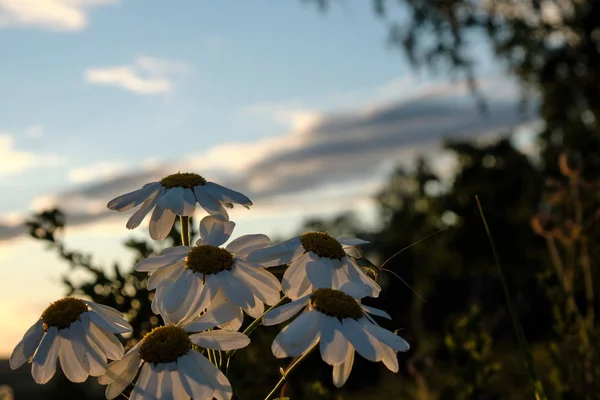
[13,1,600,399]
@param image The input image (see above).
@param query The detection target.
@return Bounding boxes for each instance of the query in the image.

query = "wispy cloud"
[67,161,129,184]
[0,77,537,244]
[83,55,188,95]
[0,0,118,31]
[0,133,64,178]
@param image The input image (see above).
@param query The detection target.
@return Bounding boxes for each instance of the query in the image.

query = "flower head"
[248,232,381,300]
[263,283,409,388]
[10,298,132,384]
[99,316,250,400]
[107,172,252,240]
[136,215,281,325]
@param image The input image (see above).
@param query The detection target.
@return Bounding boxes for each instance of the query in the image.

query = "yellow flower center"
[310,288,363,320]
[41,298,88,331]
[160,172,207,189]
[300,232,345,260]
[185,245,234,275]
[139,326,191,364]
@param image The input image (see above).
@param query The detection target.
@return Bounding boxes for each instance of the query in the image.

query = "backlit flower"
[263,284,409,388]
[248,232,381,300]
[136,215,281,325]
[107,172,252,240]
[10,298,132,384]
[99,315,249,400]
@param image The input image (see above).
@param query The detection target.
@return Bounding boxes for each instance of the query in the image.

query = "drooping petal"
[305,258,335,289]
[162,273,203,326]
[31,327,60,384]
[169,368,189,400]
[204,181,252,208]
[190,350,233,400]
[85,316,125,360]
[189,331,250,351]
[344,258,381,298]
[199,215,235,247]
[246,237,302,265]
[58,327,89,382]
[232,262,281,305]
[336,236,369,246]
[101,346,142,399]
[159,187,186,216]
[70,319,106,376]
[177,352,215,399]
[149,205,177,241]
[163,270,195,314]
[340,318,383,362]
[226,234,271,258]
[194,185,228,218]
[184,300,241,332]
[272,311,320,358]
[263,295,310,326]
[10,319,44,369]
[363,321,410,352]
[332,345,355,388]
[219,271,257,311]
[178,188,196,217]
[380,343,399,373]
[129,362,153,400]
[107,182,161,212]
[339,281,372,300]
[126,187,164,229]
[136,252,186,272]
[361,305,392,320]
[319,315,349,366]
[88,309,131,334]
[147,260,185,290]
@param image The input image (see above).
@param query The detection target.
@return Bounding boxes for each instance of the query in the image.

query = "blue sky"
[0,0,534,357]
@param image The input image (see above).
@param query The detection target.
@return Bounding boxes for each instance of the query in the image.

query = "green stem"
[180,216,190,246]
[263,342,318,400]
[476,196,548,400]
[225,296,290,376]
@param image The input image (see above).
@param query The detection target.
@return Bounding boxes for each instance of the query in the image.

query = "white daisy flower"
[99,313,250,400]
[262,283,409,388]
[9,297,132,384]
[247,232,381,300]
[136,215,282,325]
[107,172,252,240]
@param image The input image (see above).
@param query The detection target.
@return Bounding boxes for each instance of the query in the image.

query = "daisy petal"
[226,234,271,257]
[126,187,163,229]
[88,309,131,334]
[189,331,250,351]
[332,345,355,388]
[199,215,235,247]
[263,295,309,326]
[339,281,372,300]
[246,237,302,265]
[204,181,252,207]
[129,362,153,400]
[159,187,186,216]
[380,343,399,373]
[305,258,334,289]
[190,351,233,400]
[58,327,88,382]
[272,311,320,358]
[363,322,410,352]
[194,185,228,218]
[319,315,349,366]
[340,318,383,362]
[32,327,60,384]
[107,183,161,212]
[181,188,197,216]
[10,319,44,369]
[170,369,189,400]
[336,236,369,246]
[361,305,391,319]
[184,300,241,332]
[149,206,177,240]
[136,252,186,272]
[178,353,215,399]
[101,346,141,398]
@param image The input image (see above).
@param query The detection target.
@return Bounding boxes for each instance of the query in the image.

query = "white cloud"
[67,161,128,183]
[0,0,118,31]
[84,55,188,95]
[0,133,63,178]
[26,124,44,138]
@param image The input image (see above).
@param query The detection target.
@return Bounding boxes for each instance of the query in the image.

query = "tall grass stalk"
[475,195,548,400]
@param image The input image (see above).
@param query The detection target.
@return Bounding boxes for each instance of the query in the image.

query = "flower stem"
[180,216,190,246]
[263,342,318,400]
[224,296,290,375]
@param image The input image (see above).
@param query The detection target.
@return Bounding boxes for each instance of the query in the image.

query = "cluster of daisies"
[11,172,409,400]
